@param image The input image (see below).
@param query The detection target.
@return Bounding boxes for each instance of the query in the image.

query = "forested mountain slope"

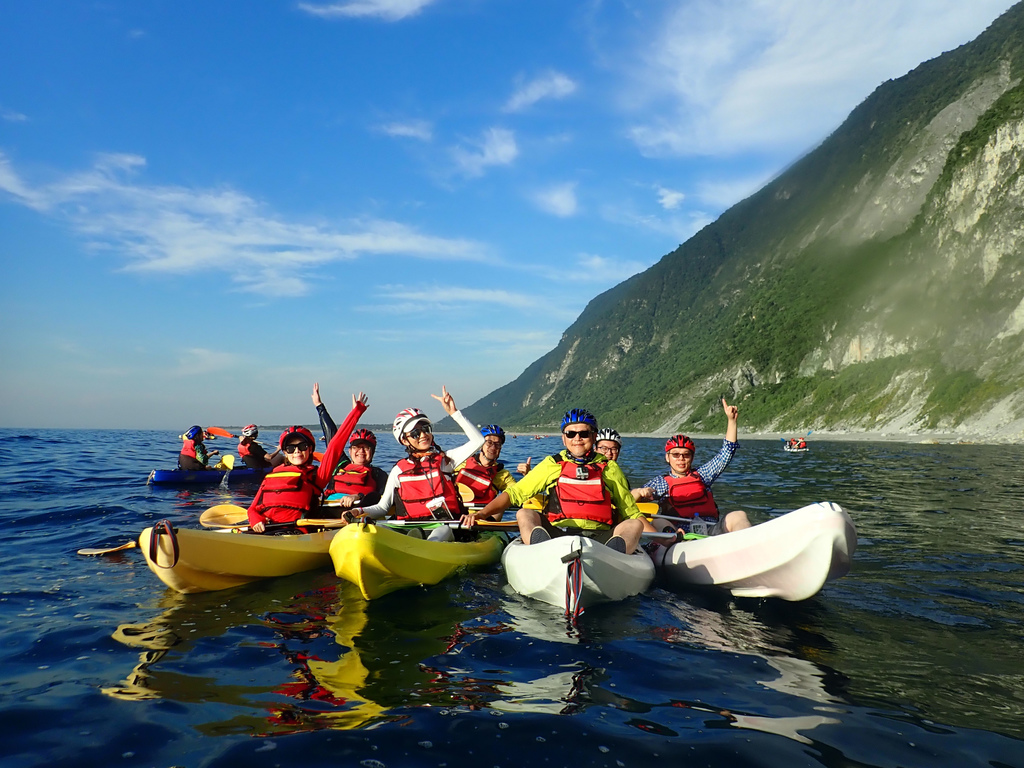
[457,4,1024,437]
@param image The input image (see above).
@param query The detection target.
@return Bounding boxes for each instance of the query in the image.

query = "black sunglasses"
[563,429,593,439]
[283,442,312,454]
[407,424,432,440]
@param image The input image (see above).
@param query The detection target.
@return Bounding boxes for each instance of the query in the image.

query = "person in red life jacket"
[237,424,278,469]
[461,409,660,554]
[797,438,807,449]
[358,387,483,541]
[246,392,369,533]
[632,398,751,536]
[323,428,389,511]
[453,424,517,517]
[178,425,219,471]
[310,383,389,512]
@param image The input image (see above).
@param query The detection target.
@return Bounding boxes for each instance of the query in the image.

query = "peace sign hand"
[431,385,457,416]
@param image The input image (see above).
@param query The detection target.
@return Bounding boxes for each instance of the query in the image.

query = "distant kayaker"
[357,387,483,541]
[461,408,660,554]
[632,397,751,536]
[178,425,219,471]
[246,392,369,534]
[237,424,277,469]
[454,424,517,516]
[311,383,388,510]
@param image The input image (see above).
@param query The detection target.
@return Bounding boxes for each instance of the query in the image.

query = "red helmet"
[279,426,315,450]
[664,434,695,454]
[349,428,377,447]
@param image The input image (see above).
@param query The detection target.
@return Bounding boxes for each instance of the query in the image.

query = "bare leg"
[516,508,545,544]
[610,518,644,554]
[724,510,751,532]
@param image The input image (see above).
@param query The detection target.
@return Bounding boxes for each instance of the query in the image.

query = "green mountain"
[456,4,1024,437]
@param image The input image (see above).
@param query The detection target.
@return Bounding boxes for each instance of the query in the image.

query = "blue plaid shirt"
[641,439,738,499]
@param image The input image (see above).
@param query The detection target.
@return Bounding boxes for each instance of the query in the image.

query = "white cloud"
[2,110,28,123]
[624,0,1017,157]
[0,150,486,297]
[655,185,685,210]
[504,71,578,112]
[297,0,437,21]
[574,253,650,284]
[450,127,518,177]
[696,171,777,208]
[532,182,579,217]
[378,119,433,141]
[365,283,554,315]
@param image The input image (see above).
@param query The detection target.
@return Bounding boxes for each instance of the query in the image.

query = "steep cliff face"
[457,4,1024,438]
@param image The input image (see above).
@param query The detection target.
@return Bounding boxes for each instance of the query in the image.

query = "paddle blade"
[522,494,547,510]
[636,502,659,515]
[221,454,235,470]
[457,483,474,503]
[78,540,138,556]
[206,427,237,438]
[199,503,250,528]
[313,451,324,462]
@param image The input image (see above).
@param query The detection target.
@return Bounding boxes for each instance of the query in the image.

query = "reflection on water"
[4,430,1024,767]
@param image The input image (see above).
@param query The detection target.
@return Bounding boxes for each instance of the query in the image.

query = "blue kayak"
[147,467,271,485]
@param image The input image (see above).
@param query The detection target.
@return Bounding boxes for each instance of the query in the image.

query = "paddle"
[77,540,138,556]
[199,504,249,528]
[206,427,237,439]
[212,454,235,471]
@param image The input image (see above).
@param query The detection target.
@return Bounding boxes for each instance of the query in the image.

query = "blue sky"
[1,0,1016,430]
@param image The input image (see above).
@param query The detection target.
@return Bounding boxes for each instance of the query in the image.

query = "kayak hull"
[502,535,655,611]
[329,522,508,600]
[148,467,271,485]
[652,502,856,601]
[140,526,338,594]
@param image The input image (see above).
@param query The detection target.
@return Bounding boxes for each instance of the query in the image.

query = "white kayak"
[651,502,856,601]
[502,534,655,615]
[783,445,809,452]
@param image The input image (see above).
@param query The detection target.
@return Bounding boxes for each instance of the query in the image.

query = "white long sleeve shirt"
[359,410,484,520]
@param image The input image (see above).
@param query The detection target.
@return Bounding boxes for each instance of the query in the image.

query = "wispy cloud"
[173,347,246,377]
[450,127,518,177]
[297,0,438,21]
[2,110,28,123]
[600,200,711,244]
[0,151,486,297]
[504,70,578,112]
[377,119,433,141]
[655,185,685,210]
[696,171,777,208]
[532,182,579,217]
[574,253,650,283]
[624,0,1016,157]
[365,283,551,315]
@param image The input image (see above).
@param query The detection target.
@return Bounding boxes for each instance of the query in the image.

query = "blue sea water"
[1,428,1023,768]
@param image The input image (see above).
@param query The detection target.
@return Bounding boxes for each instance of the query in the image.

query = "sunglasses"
[406,424,432,440]
[283,442,312,454]
[563,429,593,439]
[667,451,693,459]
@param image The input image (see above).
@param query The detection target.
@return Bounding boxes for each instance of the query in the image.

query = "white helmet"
[241,424,259,438]
[393,408,430,443]
[595,428,621,446]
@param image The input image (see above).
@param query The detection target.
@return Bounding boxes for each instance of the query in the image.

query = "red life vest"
[324,461,378,499]
[248,463,323,525]
[394,453,463,520]
[180,438,198,459]
[455,455,501,504]
[663,473,718,519]
[238,439,253,458]
[547,456,615,527]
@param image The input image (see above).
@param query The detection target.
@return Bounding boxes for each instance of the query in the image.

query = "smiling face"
[596,439,620,462]
[401,420,434,452]
[561,423,596,459]
[480,435,503,464]
[282,440,313,466]
[348,441,374,466]
[666,447,694,476]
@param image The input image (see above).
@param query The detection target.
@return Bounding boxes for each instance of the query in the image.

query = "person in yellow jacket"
[460,408,659,554]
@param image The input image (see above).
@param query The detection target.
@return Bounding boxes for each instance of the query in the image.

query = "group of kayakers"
[178,385,752,554]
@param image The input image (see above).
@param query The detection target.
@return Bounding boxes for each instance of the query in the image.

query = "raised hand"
[517,457,532,475]
[312,382,322,407]
[353,391,368,408]
[431,385,457,415]
[722,397,738,421]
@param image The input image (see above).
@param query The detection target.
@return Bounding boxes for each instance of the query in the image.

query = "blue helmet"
[185,425,203,441]
[481,424,505,443]
[560,409,597,432]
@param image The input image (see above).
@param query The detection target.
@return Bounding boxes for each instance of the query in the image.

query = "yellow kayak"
[140,524,339,594]
[329,522,508,600]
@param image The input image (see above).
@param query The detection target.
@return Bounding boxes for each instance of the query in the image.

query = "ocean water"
[1,428,1023,768]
